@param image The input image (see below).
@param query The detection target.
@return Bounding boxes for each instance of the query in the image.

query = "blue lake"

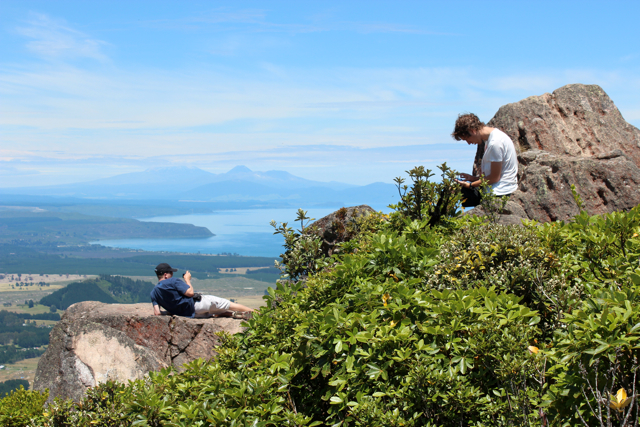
[94,206,390,257]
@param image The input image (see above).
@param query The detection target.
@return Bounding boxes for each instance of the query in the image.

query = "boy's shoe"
[232,311,253,320]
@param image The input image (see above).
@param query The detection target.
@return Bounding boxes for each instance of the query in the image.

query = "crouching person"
[151,263,254,319]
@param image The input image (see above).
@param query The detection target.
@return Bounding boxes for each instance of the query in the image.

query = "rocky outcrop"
[472,84,640,222]
[33,301,246,403]
[310,205,375,256]
[511,149,640,222]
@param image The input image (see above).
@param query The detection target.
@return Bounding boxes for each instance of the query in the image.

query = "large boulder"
[310,205,376,256]
[471,84,640,222]
[33,301,246,403]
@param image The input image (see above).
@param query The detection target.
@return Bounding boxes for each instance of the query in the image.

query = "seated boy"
[150,263,254,319]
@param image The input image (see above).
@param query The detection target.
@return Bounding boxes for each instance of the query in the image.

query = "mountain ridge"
[0,166,389,207]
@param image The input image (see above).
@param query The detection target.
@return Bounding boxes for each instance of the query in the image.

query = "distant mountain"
[0,166,354,198]
[209,166,354,191]
[82,166,216,186]
[0,165,396,208]
[0,166,217,199]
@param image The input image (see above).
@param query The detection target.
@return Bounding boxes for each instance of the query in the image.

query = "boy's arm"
[151,291,161,315]
[182,271,195,297]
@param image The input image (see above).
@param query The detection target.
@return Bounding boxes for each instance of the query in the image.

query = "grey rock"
[464,200,528,226]
[33,301,246,403]
[309,205,376,256]
[510,153,640,222]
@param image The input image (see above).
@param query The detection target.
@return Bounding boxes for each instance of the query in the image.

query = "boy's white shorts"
[194,295,231,317]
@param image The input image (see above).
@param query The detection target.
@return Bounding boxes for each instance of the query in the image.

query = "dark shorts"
[461,187,511,208]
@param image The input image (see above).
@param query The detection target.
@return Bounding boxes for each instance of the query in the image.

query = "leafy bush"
[0,386,47,427]
[426,221,579,337]
[537,188,640,287]
[46,380,140,426]
[389,164,462,230]
[545,287,640,426]
[271,208,326,281]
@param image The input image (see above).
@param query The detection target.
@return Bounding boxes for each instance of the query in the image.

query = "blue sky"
[1,0,639,187]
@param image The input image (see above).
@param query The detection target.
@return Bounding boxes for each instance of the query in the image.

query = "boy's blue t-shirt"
[150,277,195,317]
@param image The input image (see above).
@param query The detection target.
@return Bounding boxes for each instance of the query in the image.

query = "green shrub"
[537,190,640,288]
[271,209,326,282]
[389,164,462,230]
[427,221,580,338]
[545,287,640,426]
[0,386,47,427]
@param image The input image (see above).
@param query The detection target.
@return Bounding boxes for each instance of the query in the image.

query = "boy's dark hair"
[155,263,177,280]
[451,113,486,140]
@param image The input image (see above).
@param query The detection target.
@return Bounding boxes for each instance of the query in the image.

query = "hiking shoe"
[232,311,253,320]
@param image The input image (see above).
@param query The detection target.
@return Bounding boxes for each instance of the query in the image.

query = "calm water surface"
[94,207,389,257]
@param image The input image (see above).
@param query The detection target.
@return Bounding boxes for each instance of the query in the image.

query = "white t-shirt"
[481,129,518,195]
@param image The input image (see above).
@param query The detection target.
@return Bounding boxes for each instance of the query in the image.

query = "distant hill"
[39,275,155,310]
[0,210,213,244]
[0,166,396,208]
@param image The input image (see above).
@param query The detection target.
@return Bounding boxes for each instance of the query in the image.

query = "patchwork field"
[0,357,40,388]
[218,266,270,274]
[230,295,265,310]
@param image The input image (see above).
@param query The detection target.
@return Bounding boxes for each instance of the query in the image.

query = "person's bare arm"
[457,162,502,188]
[459,172,478,181]
[182,271,195,297]
[153,304,161,316]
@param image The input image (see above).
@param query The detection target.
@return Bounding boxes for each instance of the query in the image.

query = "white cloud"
[2,60,639,162]
[2,12,639,184]
[620,53,638,63]
[0,165,40,176]
[15,13,110,61]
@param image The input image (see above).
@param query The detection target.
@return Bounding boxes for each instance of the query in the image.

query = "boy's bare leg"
[229,302,254,312]
[213,302,255,318]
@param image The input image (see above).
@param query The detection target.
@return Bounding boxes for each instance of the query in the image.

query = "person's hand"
[459,173,475,181]
[183,271,191,281]
[455,179,473,189]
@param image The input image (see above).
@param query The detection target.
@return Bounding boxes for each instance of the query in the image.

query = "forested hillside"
[0,243,277,278]
[0,380,30,397]
[39,275,155,310]
[3,168,640,426]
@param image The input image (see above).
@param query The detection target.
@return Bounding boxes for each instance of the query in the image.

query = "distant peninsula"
[0,210,213,245]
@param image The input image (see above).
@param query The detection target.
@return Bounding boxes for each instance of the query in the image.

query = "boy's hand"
[183,271,192,281]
